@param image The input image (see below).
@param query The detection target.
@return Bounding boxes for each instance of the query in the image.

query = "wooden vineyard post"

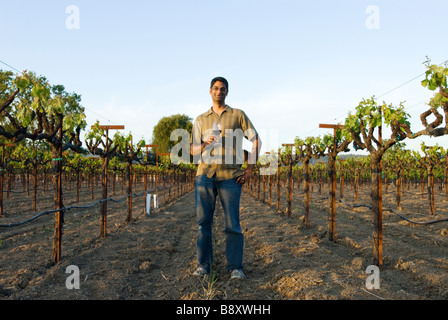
[176,168,179,198]
[319,124,345,242]
[33,144,38,210]
[338,159,345,199]
[0,143,14,217]
[262,171,266,203]
[167,166,170,203]
[152,145,159,205]
[420,162,425,198]
[87,157,99,199]
[422,146,438,216]
[127,136,133,222]
[396,165,402,211]
[375,111,383,270]
[444,165,448,202]
[277,147,281,213]
[95,125,124,238]
[282,143,295,218]
[49,114,66,265]
[175,168,178,199]
[429,152,435,216]
[54,125,63,263]
[266,152,273,206]
[144,144,157,214]
[431,167,435,214]
[304,159,310,226]
[171,168,174,200]
[158,153,171,207]
[75,157,81,203]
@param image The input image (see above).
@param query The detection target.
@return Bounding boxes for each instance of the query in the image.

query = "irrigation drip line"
[0,190,151,228]
[339,199,372,210]
[0,208,62,228]
[0,190,28,193]
[383,208,448,225]
[1,189,33,193]
[339,199,448,225]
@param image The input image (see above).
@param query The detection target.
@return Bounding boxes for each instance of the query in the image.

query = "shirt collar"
[207,105,232,116]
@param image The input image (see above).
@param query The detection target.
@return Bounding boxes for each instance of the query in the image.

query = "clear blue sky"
[1,0,447,154]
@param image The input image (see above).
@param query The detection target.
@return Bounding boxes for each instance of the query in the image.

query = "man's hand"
[236,165,254,185]
[205,135,219,145]
[190,135,220,156]
[236,136,260,185]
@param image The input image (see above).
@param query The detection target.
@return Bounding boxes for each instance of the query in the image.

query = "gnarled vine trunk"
[327,155,336,241]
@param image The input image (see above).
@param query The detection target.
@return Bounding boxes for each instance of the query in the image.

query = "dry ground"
[1,178,448,301]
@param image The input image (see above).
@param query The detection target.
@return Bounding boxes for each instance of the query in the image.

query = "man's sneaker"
[193,266,209,277]
[230,269,245,280]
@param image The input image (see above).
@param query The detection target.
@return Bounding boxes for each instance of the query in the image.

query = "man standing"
[190,77,261,279]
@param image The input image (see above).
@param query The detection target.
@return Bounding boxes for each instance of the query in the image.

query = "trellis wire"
[0,188,159,228]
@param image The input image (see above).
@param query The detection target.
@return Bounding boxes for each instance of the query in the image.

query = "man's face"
[210,81,228,102]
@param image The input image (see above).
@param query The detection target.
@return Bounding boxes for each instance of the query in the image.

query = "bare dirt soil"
[1,178,448,301]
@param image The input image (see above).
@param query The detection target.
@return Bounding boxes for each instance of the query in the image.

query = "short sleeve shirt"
[190,105,258,181]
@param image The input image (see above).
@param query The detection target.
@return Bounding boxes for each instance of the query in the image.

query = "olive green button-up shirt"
[190,105,258,181]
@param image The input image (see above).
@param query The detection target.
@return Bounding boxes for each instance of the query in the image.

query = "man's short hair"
[210,77,229,91]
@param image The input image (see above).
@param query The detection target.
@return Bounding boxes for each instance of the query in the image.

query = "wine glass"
[212,122,222,146]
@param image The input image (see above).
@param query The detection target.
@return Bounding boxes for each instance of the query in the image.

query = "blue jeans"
[195,174,243,272]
